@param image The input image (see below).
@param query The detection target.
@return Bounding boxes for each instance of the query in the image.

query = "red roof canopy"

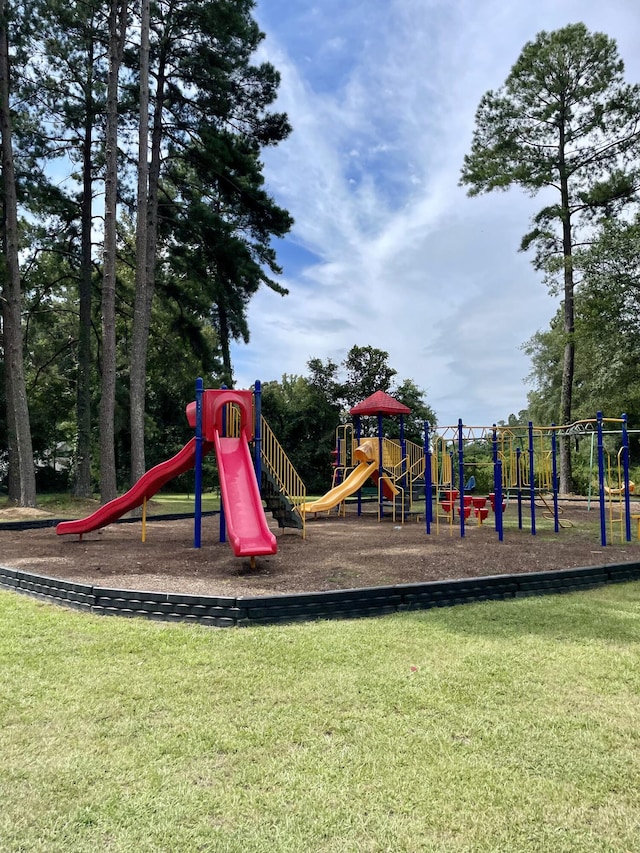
[349,391,411,416]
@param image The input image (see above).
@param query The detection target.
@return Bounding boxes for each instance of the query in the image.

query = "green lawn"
[1,585,639,852]
[1,491,220,520]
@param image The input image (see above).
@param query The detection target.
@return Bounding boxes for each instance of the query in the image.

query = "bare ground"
[2,500,640,598]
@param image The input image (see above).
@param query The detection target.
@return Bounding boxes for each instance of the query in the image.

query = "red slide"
[56,438,214,537]
[370,470,397,502]
[214,431,277,558]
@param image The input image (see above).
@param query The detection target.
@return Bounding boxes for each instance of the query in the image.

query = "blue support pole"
[491,425,499,535]
[495,460,504,541]
[597,411,607,547]
[622,413,631,542]
[424,421,432,534]
[551,425,559,533]
[356,416,362,517]
[516,447,523,530]
[458,419,465,538]
[254,380,262,486]
[193,377,204,549]
[400,414,407,502]
[219,384,227,545]
[378,413,384,519]
[528,421,536,536]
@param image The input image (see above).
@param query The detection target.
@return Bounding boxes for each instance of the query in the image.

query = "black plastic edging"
[0,511,218,532]
[1,561,640,628]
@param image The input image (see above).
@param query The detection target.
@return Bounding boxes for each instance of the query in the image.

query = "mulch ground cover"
[2,500,640,598]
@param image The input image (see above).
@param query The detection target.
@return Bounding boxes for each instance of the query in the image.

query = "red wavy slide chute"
[56,438,214,537]
[213,432,277,557]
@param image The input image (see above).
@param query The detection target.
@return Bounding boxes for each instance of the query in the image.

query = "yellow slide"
[302,461,379,514]
[302,438,398,514]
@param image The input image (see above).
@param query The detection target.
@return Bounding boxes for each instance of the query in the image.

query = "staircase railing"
[381,438,401,469]
[260,416,306,537]
[405,438,425,476]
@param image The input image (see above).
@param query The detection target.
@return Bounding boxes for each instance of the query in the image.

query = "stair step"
[261,468,303,530]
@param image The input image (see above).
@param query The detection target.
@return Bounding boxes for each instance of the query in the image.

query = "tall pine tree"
[460,23,640,491]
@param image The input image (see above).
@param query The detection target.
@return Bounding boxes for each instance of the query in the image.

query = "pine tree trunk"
[145,41,166,321]
[0,10,36,507]
[99,0,126,504]
[2,303,21,501]
[74,44,95,498]
[218,301,234,388]
[130,0,151,486]
[130,28,166,488]
[558,122,574,495]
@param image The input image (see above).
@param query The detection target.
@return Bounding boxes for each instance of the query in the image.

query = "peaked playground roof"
[349,391,411,416]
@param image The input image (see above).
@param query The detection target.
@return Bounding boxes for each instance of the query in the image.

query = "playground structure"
[56,377,638,557]
[57,381,306,564]
[304,391,421,521]
[308,396,637,548]
[301,437,398,514]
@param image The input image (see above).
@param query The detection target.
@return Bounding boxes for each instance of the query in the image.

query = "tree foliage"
[461,22,640,490]
[261,374,341,494]
[128,0,292,484]
[0,0,293,500]
[525,217,640,427]
[261,347,437,493]
[341,345,397,409]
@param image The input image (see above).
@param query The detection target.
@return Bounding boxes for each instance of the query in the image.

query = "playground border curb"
[0,511,218,532]
[1,561,640,628]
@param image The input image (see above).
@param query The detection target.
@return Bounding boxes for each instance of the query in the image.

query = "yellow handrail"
[260,416,306,538]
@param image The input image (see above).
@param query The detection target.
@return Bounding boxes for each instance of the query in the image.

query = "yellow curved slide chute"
[301,439,398,514]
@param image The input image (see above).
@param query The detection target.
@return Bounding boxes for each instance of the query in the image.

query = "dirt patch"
[2,501,640,597]
[0,507,53,520]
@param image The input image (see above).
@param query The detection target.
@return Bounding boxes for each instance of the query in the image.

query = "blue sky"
[231,0,640,426]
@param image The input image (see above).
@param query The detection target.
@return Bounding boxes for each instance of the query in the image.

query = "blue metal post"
[597,411,607,546]
[495,460,504,541]
[378,412,384,519]
[458,419,465,538]
[528,421,536,536]
[622,413,631,542]
[194,377,204,549]
[424,421,432,534]
[356,416,362,517]
[219,385,227,545]
[491,425,499,534]
[254,380,262,486]
[400,414,407,503]
[551,425,559,533]
[516,447,523,530]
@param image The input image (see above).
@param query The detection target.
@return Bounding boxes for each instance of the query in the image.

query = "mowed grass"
[0,492,220,520]
[1,586,640,852]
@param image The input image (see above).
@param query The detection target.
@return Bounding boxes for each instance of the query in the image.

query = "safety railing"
[260,416,306,537]
[381,438,401,469]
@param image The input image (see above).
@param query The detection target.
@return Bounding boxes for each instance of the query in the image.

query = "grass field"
[0,491,220,520]
[1,584,639,852]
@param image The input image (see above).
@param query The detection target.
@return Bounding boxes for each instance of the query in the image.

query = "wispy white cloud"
[233,0,640,425]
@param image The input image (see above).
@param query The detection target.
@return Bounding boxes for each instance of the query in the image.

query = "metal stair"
[261,468,304,530]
